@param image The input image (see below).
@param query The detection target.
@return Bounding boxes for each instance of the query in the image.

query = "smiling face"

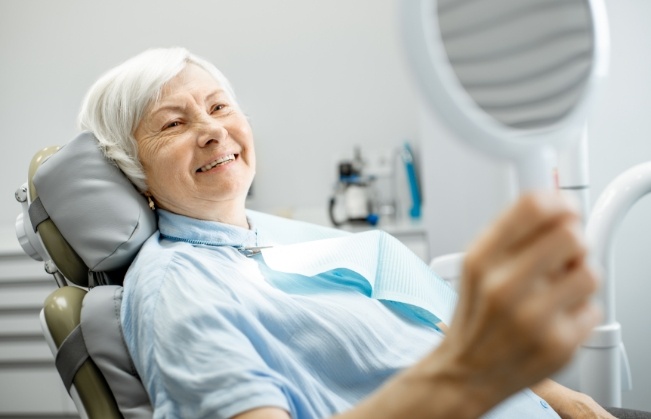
[134,64,255,226]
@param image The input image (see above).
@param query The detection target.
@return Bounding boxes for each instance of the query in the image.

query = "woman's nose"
[196,114,227,147]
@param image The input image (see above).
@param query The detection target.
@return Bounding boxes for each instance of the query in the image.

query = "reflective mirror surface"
[436,0,594,130]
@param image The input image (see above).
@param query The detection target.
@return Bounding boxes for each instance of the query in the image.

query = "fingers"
[515,263,601,348]
[496,211,598,323]
[563,299,602,342]
[501,218,587,294]
[488,213,598,343]
[538,299,601,371]
[460,191,585,315]
[548,263,602,350]
[466,192,581,275]
[547,261,600,313]
[461,195,586,307]
[501,253,601,367]
[444,191,601,398]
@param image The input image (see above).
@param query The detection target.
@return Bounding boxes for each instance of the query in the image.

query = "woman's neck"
[201,203,249,228]
[161,199,249,229]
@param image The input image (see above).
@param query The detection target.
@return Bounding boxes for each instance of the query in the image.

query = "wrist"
[399,342,505,419]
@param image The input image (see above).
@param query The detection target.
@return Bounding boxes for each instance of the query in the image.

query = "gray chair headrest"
[32,131,157,276]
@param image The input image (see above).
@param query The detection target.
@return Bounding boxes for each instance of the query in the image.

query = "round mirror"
[400,0,609,191]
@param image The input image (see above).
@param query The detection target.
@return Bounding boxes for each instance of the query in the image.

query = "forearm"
[332,342,503,419]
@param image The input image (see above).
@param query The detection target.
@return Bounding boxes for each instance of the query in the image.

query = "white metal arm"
[581,161,651,407]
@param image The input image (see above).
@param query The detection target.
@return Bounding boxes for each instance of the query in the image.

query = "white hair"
[78,47,238,192]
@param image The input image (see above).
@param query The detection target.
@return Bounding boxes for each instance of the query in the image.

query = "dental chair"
[15,131,383,419]
[15,132,157,418]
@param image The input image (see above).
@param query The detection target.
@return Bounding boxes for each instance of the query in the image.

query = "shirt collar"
[157,209,259,249]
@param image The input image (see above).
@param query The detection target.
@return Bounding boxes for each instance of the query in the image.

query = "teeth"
[200,154,235,172]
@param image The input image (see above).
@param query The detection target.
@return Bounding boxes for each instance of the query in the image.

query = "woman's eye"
[212,104,226,113]
[163,121,181,130]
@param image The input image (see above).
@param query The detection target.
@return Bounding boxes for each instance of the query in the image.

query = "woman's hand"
[421,191,602,415]
[532,379,616,419]
[336,191,602,419]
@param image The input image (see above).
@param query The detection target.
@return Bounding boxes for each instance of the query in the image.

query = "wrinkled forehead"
[144,64,237,117]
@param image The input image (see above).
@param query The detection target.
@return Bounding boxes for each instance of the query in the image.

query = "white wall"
[419,0,651,411]
[0,0,419,227]
[1,0,650,413]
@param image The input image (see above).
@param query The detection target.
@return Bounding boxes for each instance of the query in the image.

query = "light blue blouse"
[121,209,560,419]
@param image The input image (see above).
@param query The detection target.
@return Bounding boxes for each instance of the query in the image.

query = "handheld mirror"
[400,0,609,192]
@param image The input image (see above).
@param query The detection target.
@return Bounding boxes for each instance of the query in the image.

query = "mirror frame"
[399,0,610,160]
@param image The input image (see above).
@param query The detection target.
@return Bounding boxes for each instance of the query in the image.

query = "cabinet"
[0,240,78,418]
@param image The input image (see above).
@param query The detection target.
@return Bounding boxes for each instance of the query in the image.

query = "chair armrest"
[429,252,465,290]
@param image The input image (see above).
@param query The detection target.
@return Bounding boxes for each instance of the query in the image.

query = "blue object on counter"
[401,142,421,219]
[366,213,379,226]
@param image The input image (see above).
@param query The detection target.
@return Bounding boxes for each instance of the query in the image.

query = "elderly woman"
[78,47,619,419]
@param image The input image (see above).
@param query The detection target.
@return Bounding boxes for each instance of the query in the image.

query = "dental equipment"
[399,0,623,407]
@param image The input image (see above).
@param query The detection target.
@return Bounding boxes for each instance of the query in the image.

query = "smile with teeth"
[199,154,236,172]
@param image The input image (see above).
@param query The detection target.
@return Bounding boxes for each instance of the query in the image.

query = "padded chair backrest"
[42,286,122,419]
[26,132,156,418]
[81,286,153,418]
